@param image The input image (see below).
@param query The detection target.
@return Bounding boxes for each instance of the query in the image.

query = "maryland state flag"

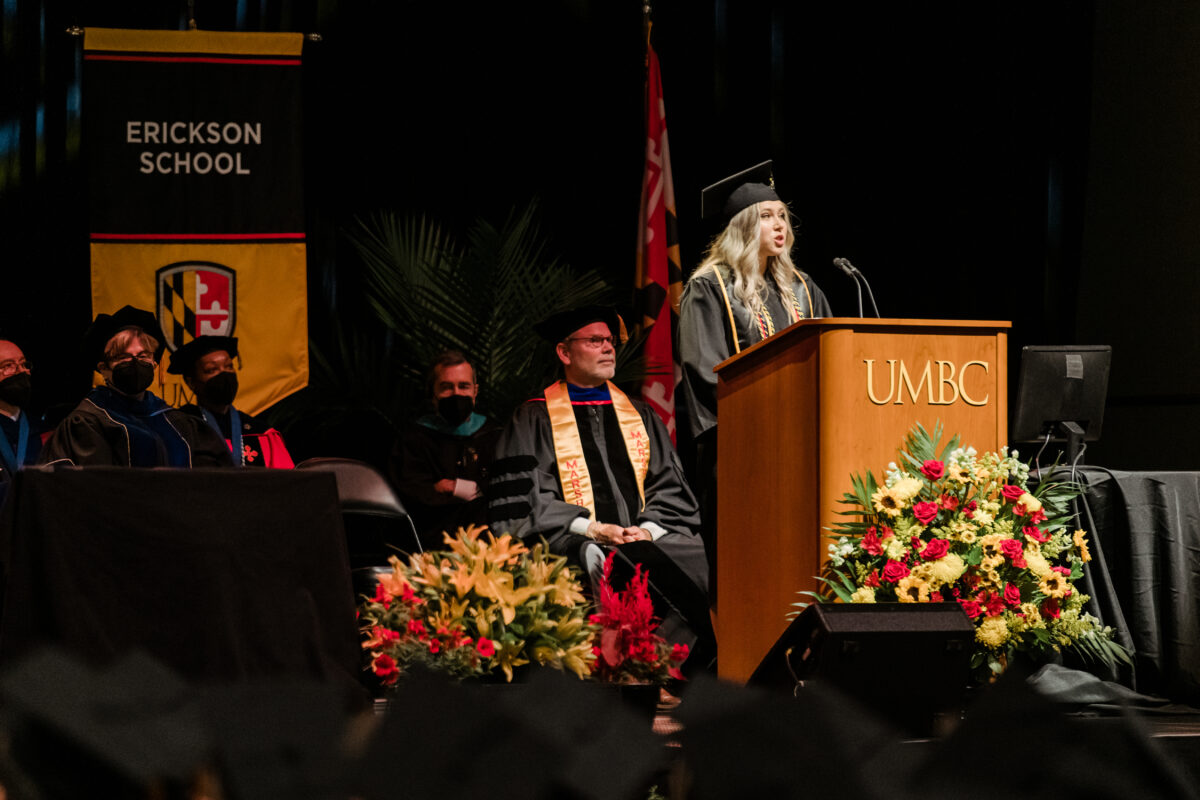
[84,28,307,414]
[634,40,682,441]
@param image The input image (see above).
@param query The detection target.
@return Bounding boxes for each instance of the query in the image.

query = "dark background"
[1,0,1196,470]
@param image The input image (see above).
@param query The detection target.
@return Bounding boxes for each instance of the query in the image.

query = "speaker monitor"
[748,603,975,736]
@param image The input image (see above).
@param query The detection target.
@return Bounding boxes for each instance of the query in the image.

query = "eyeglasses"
[109,352,156,366]
[565,335,615,349]
[0,359,31,379]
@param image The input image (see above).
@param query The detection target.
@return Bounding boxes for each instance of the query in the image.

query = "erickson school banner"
[84,28,307,414]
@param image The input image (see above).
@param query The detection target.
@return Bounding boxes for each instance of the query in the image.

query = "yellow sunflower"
[1039,572,1070,599]
[896,574,931,603]
[1073,529,1092,563]
[871,485,905,517]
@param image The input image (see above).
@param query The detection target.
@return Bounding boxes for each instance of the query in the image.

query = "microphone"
[833,258,863,317]
[832,257,880,318]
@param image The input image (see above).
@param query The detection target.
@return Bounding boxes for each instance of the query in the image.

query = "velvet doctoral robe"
[488,382,712,658]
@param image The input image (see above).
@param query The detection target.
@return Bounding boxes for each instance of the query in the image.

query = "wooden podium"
[714,317,1010,682]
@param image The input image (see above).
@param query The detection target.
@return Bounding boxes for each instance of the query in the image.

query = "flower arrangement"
[589,553,689,684]
[813,423,1131,682]
[359,525,596,685]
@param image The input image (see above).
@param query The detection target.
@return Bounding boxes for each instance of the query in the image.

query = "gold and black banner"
[83,28,307,413]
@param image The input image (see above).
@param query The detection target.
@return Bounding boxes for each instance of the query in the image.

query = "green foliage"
[270,203,647,461]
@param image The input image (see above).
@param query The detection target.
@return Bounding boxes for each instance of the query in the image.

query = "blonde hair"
[103,327,160,363]
[693,202,798,313]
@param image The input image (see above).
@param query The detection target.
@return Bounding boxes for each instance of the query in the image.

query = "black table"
[0,467,362,698]
[1074,467,1200,705]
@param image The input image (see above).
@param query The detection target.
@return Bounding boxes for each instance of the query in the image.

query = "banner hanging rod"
[65,26,323,42]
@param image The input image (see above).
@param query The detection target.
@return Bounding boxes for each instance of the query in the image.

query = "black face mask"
[198,371,238,408]
[110,360,156,395]
[0,373,32,409]
[437,394,474,425]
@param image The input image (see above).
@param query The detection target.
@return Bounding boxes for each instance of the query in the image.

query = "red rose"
[476,637,496,658]
[1012,504,1027,517]
[940,495,959,511]
[959,599,983,619]
[1001,484,1026,502]
[1023,525,1049,543]
[913,501,939,525]
[861,528,884,556]
[921,460,946,480]
[920,538,950,561]
[882,560,911,583]
[1004,583,1022,607]
[1042,597,1061,619]
[1000,538,1024,561]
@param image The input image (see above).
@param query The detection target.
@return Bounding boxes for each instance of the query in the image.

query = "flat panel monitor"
[1010,345,1111,448]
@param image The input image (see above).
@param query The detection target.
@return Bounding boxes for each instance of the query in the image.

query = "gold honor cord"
[709,265,742,354]
[544,381,650,520]
[791,267,815,319]
[709,264,817,353]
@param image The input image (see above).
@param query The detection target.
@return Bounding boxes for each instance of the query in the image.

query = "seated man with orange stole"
[488,305,713,667]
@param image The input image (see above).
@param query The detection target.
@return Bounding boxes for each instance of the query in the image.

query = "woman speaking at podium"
[679,161,831,569]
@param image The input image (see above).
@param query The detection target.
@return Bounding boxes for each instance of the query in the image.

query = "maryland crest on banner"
[83,28,307,414]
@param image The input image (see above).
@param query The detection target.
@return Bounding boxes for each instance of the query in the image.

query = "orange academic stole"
[544,381,650,519]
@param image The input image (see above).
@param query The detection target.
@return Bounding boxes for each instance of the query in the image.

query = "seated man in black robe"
[389,350,501,550]
[0,338,41,505]
[167,335,294,468]
[488,306,714,668]
[40,306,232,468]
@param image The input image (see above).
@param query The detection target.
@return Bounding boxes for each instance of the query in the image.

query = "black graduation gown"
[488,388,712,655]
[389,412,502,549]
[678,264,832,441]
[40,388,232,468]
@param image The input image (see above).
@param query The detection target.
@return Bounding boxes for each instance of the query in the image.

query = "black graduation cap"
[533,304,627,344]
[0,648,210,789]
[166,335,239,377]
[355,668,665,800]
[82,305,169,366]
[700,160,780,227]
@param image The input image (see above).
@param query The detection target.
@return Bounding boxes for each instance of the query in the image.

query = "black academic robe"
[40,387,232,468]
[389,412,502,549]
[0,410,42,507]
[488,386,712,657]
[678,264,832,440]
[678,266,831,577]
[178,404,294,468]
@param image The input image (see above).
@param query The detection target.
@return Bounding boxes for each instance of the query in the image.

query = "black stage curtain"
[0,467,361,697]
[1074,467,1200,704]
